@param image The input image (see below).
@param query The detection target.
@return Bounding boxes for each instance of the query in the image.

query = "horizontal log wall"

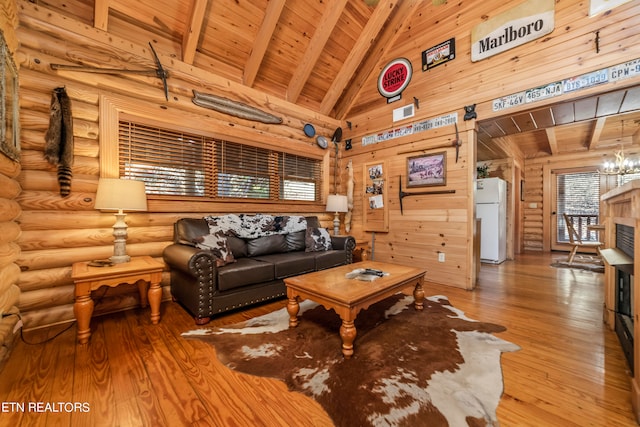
[15,2,344,330]
[342,0,640,287]
[0,0,21,368]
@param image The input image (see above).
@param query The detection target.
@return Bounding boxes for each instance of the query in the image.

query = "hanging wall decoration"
[422,38,456,71]
[0,30,19,162]
[406,151,446,188]
[44,87,74,197]
[192,90,283,124]
[377,58,412,103]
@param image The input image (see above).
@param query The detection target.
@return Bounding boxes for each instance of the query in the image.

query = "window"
[556,171,600,243]
[118,119,322,202]
[618,173,640,186]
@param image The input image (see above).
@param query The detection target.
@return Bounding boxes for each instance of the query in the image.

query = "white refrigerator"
[476,177,507,264]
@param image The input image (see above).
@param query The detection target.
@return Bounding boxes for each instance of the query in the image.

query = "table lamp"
[326,194,348,235]
[94,178,148,264]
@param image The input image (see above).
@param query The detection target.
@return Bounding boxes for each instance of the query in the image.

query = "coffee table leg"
[413,280,425,310]
[340,319,356,359]
[287,297,300,328]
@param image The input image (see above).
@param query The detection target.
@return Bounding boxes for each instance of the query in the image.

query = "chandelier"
[600,148,640,175]
[600,119,640,175]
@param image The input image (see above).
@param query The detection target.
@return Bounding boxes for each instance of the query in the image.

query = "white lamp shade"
[94,178,148,211]
[326,194,348,213]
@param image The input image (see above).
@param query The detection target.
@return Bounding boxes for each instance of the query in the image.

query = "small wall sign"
[422,38,455,71]
[589,0,632,16]
[378,58,413,103]
[471,0,555,62]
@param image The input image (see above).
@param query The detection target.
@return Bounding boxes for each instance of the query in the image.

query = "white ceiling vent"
[393,104,415,122]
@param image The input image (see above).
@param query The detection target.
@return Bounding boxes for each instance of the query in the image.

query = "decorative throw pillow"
[305,227,332,252]
[193,231,235,267]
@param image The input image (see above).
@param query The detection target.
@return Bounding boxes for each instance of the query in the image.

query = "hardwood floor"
[0,252,637,426]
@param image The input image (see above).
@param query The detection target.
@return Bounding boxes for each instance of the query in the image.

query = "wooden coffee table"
[285,261,426,359]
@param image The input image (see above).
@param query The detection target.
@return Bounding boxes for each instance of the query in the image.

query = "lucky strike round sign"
[378,58,413,99]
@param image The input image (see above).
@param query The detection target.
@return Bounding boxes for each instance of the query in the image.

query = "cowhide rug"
[183,294,520,427]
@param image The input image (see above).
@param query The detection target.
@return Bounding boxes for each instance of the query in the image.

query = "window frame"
[100,95,329,210]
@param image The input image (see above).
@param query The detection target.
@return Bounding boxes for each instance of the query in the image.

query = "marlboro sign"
[471,0,554,62]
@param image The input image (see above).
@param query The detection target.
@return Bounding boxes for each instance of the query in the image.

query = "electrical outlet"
[438,252,445,262]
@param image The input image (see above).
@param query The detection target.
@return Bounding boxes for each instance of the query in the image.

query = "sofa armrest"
[162,243,219,276]
[331,235,357,264]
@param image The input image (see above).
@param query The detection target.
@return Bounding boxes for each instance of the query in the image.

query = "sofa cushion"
[305,227,332,252]
[175,218,209,246]
[285,230,306,252]
[227,236,248,258]
[194,232,235,267]
[314,250,346,270]
[253,252,316,279]
[247,234,288,256]
[217,258,275,291]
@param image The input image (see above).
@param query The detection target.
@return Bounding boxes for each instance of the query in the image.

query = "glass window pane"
[556,171,600,243]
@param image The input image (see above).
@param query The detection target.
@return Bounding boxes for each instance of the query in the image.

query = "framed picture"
[0,30,19,162]
[406,151,446,187]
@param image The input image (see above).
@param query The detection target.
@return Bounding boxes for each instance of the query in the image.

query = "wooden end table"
[71,255,164,344]
[284,261,426,359]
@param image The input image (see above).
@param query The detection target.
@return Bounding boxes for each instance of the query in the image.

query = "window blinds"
[118,120,321,201]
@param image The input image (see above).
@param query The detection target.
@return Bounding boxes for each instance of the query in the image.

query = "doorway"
[550,168,601,252]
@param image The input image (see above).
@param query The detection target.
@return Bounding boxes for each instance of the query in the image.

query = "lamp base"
[333,212,340,236]
[110,254,131,264]
[111,211,131,264]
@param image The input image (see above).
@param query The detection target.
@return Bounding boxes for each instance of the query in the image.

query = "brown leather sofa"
[163,216,356,324]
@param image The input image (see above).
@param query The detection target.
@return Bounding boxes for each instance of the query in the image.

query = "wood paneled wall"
[525,151,619,252]
[15,2,344,330]
[0,0,21,367]
[10,0,640,327]
[342,0,640,288]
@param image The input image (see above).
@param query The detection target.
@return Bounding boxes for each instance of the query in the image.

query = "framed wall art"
[0,30,19,162]
[406,151,446,187]
[363,160,388,232]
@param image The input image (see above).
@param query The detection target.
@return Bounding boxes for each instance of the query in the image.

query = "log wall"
[0,0,21,367]
[342,0,640,287]
[15,2,344,330]
[10,0,640,328]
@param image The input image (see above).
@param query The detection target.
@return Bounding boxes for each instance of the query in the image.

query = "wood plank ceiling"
[34,0,640,160]
[477,85,640,161]
[49,0,413,119]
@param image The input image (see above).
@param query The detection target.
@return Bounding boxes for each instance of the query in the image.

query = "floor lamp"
[94,178,148,264]
[326,194,348,236]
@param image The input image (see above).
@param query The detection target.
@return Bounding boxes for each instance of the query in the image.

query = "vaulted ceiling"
[33,0,640,160]
[40,0,415,119]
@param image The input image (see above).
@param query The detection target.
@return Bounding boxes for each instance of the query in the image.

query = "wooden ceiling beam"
[588,117,607,150]
[545,128,559,155]
[94,0,110,31]
[320,0,397,116]
[333,0,419,120]
[286,0,349,103]
[243,0,286,87]
[182,0,208,65]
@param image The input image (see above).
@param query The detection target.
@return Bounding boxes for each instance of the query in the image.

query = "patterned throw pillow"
[305,227,332,252]
[193,231,235,267]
